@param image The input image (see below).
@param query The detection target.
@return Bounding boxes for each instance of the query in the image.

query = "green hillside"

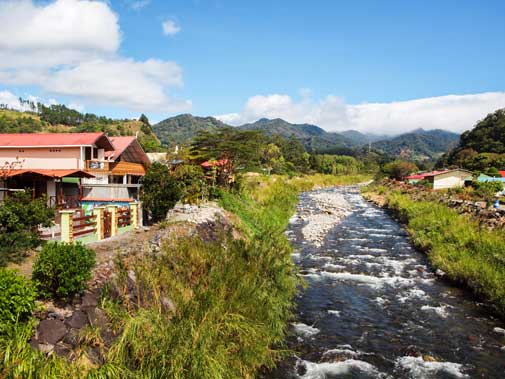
[372,128,459,160]
[152,114,229,147]
[0,108,162,152]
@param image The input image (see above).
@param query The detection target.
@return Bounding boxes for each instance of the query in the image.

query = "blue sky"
[0,0,504,133]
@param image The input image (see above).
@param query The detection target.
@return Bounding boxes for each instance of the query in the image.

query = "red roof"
[405,170,449,180]
[105,136,136,158]
[201,159,229,168]
[1,169,94,178]
[499,171,505,178]
[0,133,114,150]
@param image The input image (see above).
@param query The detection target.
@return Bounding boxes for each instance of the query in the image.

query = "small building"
[405,169,473,190]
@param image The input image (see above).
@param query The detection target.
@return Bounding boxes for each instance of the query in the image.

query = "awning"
[111,162,146,176]
[2,169,95,179]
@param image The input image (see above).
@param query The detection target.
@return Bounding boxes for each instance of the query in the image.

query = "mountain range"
[153,114,459,160]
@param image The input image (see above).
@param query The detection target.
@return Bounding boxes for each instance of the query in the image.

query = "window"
[49,148,61,153]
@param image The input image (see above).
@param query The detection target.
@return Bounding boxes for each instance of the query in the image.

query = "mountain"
[237,118,356,153]
[340,130,389,145]
[372,128,459,160]
[153,114,229,146]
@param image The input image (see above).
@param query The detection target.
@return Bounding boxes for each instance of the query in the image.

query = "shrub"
[173,164,208,204]
[0,191,54,266]
[140,162,182,222]
[0,269,37,327]
[471,180,503,200]
[32,242,95,299]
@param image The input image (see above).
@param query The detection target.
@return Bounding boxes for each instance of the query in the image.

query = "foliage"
[191,127,267,171]
[0,113,45,133]
[140,162,182,222]
[173,164,208,203]
[443,108,505,170]
[382,160,418,180]
[383,191,505,316]
[32,242,95,299]
[310,154,362,175]
[372,129,459,161]
[0,269,36,327]
[471,180,503,200]
[139,113,150,126]
[0,191,54,266]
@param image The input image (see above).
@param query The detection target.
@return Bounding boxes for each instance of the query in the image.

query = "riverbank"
[362,184,505,318]
[0,174,370,378]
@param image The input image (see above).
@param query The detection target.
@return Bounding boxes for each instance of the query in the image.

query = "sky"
[0,0,504,134]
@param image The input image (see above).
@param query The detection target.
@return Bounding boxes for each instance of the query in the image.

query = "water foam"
[395,356,469,378]
[298,359,387,379]
[292,322,320,337]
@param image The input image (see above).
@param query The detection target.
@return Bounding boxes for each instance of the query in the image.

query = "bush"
[0,191,54,266]
[140,162,182,222]
[173,164,208,204]
[471,180,503,200]
[0,269,36,327]
[32,242,95,299]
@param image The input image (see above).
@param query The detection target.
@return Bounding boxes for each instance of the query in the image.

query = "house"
[405,169,473,190]
[0,133,149,208]
[81,136,149,209]
[477,173,505,184]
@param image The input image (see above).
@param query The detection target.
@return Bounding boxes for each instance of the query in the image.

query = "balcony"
[85,160,110,172]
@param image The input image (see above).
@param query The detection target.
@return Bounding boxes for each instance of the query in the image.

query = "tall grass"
[0,173,368,378]
[385,191,505,316]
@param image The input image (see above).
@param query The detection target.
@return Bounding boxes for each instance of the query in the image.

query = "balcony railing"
[85,160,110,171]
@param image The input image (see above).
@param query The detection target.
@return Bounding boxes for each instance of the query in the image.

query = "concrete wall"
[432,173,467,190]
[0,147,82,169]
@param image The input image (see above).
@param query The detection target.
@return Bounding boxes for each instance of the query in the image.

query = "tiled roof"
[1,169,95,178]
[0,133,114,150]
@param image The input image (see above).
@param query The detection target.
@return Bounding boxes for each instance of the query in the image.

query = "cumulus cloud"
[216,92,505,134]
[162,19,181,36]
[0,0,190,112]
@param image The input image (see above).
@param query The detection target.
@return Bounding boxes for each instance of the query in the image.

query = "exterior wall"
[82,172,109,185]
[0,147,82,169]
[82,184,133,200]
[46,180,56,205]
[432,173,467,190]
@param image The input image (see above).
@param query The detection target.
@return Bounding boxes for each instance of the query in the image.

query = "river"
[268,186,505,379]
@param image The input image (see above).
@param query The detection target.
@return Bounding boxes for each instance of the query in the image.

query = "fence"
[39,202,140,243]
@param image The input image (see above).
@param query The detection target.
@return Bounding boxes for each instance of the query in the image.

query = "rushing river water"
[269,186,505,379]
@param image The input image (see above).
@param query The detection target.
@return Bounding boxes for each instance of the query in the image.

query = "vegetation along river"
[270,186,505,379]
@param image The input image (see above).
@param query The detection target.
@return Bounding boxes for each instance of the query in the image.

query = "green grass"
[0,173,369,378]
[382,190,505,316]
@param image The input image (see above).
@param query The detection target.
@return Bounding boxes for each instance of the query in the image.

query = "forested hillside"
[0,105,162,152]
[372,128,459,161]
[152,114,228,146]
[438,108,505,171]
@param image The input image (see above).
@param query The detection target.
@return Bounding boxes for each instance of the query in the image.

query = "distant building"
[405,169,473,190]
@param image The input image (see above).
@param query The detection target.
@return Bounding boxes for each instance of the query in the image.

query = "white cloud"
[162,19,181,36]
[215,92,505,134]
[0,0,190,113]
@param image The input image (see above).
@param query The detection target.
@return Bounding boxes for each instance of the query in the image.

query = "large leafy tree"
[140,162,181,222]
[190,128,266,171]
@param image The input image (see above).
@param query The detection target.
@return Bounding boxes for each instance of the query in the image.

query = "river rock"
[37,319,67,345]
[493,327,505,335]
[65,310,88,329]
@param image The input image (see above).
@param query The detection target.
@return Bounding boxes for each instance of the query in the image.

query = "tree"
[0,191,54,266]
[139,113,150,126]
[382,160,418,180]
[140,162,181,222]
[191,128,266,172]
[262,143,283,174]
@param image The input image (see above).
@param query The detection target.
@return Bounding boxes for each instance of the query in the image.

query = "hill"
[153,115,360,153]
[439,108,505,170]
[372,128,459,160]
[0,108,162,152]
[237,118,356,153]
[152,114,229,147]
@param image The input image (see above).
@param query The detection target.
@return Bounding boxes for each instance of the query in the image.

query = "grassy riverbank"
[0,174,369,378]
[362,185,505,317]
